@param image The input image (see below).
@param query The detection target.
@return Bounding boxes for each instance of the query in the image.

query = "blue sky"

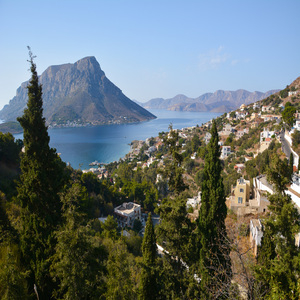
[0,0,299,109]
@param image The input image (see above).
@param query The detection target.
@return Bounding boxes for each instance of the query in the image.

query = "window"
[238,197,243,204]
[240,188,244,193]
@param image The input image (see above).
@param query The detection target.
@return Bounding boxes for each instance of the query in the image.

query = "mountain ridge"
[142,89,280,112]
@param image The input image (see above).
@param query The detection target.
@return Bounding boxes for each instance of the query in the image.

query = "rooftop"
[115,202,140,215]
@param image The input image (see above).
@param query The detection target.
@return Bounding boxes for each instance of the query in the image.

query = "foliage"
[255,193,300,299]
[101,215,118,239]
[0,121,23,134]
[289,153,294,176]
[280,88,289,99]
[245,159,259,179]
[104,239,137,299]
[15,49,70,297]
[133,218,143,233]
[123,231,142,256]
[0,243,29,299]
[50,184,106,299]
[156,194,196,297]
[198,119,232,297]
[266,155,290,193]
[191,133,202,152]
[282,101,296,129]
[139,213,159,299]
[292,129,300,149]
[0,133,22,196]
[161,124,187,195]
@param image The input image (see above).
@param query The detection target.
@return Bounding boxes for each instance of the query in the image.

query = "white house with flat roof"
[220,146,231,159]
[114,202,141,228]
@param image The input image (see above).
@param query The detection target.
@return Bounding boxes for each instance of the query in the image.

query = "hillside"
[0,57,156,126]
[143,89,279,112]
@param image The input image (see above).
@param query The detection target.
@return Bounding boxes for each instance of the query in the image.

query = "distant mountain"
[0,57,156,125]
[142,89,280,112]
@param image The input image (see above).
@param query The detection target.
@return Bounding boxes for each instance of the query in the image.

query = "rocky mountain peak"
[0,57,156,125]
[74,56,102,73]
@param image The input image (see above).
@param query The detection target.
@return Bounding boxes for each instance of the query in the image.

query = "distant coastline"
[0,121,23,134]
[0,115,158,134]
[16,110,221,169]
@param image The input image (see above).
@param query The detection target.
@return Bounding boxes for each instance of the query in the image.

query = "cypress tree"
[139,213,158,300]
[198,120,231,298]
[16,48,68,297]
[163,124,187,195]
[289,152,294,177]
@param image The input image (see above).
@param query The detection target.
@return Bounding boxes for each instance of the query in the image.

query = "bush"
[239,223,249,236]
[292,130,300,148]
[280,88,289,99]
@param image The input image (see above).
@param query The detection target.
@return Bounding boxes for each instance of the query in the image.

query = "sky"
[0,0,300,110]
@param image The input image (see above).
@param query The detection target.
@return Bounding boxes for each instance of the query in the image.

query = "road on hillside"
[280,131,292,160]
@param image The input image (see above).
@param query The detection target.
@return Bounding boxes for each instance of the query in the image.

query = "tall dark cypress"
[198,120,231,298]
[289,152,294,177]
[16,48,68,297]
[139,213,159,300]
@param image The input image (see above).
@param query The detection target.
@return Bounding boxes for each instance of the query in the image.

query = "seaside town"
[1,0,300,298]
[1,68,300,299]
[82,84,300,262]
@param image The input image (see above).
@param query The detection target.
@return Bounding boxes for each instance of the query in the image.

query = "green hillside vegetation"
[0,53,299,299]
[0,121,23,134]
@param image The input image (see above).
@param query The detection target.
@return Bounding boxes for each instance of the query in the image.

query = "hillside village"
[84,76,300,258]
[1,55,299,298]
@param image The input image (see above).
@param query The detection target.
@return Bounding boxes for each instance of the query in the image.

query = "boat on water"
[89,161,108,167]
[89,160,100,166]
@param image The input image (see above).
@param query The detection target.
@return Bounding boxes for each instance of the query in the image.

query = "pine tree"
[104,239,137,299]
[16,48,69,297]
[51,184,106,299]
[139,213,158,300]
[197,120,232,298]
[156,194,195,297]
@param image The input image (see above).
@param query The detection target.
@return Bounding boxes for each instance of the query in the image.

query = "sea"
[14,109,221,170]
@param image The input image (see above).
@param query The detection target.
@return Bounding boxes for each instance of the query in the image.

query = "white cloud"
[198,46,229,71]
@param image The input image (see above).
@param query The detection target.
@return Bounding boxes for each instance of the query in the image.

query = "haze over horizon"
[0,0,299,110]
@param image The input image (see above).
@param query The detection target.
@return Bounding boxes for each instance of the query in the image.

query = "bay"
[14,109,221,169]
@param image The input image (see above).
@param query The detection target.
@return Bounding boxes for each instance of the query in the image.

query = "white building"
[114,202,142,228]
[261,105,273,112]
[293,119,300,131]
[220,124,234,136]
[220,146,231,159]
[253,175,274,195]
[250,175,273,214]
[187,192,201,210]
[204,132,212,145]
[260,128,275,142]
[253,102,260,110]
[286,174,300,210]
[250,219,263,257]
[288,91,298,97]
[236,128,249,139]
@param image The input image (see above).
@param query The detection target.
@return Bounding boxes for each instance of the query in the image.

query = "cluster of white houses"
[228,173,300,256]
[98,98,300,257]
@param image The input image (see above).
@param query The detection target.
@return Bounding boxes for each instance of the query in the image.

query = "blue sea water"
[14,109,221,169]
